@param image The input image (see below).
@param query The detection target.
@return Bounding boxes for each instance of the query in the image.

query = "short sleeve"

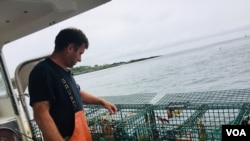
[28,63,56,106]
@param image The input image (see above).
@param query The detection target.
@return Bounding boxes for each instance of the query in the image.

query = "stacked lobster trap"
[84,89,250,141]
[84,104,153,141]
[149,102,250,141]
[84,102,250,141]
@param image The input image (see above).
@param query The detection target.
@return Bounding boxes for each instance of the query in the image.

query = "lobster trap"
[83,89,250,141]
[84,102,250,141]
[84,104,153,141]
[142,102,250,141]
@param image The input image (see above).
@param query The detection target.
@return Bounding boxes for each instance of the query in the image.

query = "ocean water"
[74,37,250,98]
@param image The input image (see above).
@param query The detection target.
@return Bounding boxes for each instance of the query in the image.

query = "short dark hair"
[54,28,89,51]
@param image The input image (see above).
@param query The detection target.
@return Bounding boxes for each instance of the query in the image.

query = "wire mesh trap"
[83,89,250,141]
[84,104,153,141]
[84,102,250,141]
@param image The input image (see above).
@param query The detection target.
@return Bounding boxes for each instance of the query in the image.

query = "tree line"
[69,55,161,75]
[11,55,161,89]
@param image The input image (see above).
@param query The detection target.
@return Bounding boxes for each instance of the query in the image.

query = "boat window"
[0,66,7,97]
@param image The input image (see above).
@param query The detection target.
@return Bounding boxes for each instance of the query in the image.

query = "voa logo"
[226,129,246,136]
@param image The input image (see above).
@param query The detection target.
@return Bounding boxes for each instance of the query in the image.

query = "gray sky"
[3,0,250,77]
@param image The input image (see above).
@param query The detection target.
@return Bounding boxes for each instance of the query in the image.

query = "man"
[28,27,117,141]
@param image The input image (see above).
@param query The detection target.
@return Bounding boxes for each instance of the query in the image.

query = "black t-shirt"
[28,58,83,137]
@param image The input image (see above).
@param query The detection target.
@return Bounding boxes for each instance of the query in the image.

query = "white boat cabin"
[0,0,110,140]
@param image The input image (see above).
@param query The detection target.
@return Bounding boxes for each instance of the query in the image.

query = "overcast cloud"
[3,0,250,77]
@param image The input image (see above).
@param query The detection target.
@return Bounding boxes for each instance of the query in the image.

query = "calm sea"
[74,37,250,98]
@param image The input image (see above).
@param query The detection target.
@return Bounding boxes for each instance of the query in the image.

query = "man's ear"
[67,43,75,52]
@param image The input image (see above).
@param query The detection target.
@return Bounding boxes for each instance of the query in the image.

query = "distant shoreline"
[71,55,161,75]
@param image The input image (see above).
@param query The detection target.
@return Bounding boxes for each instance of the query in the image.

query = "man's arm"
[32,101,64,141]
[80,90,117,114]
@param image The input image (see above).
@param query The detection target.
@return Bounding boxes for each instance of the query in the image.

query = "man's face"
[66,44,86,68]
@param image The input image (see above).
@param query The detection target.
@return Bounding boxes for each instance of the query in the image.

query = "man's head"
[55,27,89,51]
[53,28,89,68]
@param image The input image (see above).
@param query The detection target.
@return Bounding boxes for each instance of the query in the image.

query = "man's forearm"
[34,112,64,141]
[80,90,117,114]
[33,101,64,141]
[80,90,104,105]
